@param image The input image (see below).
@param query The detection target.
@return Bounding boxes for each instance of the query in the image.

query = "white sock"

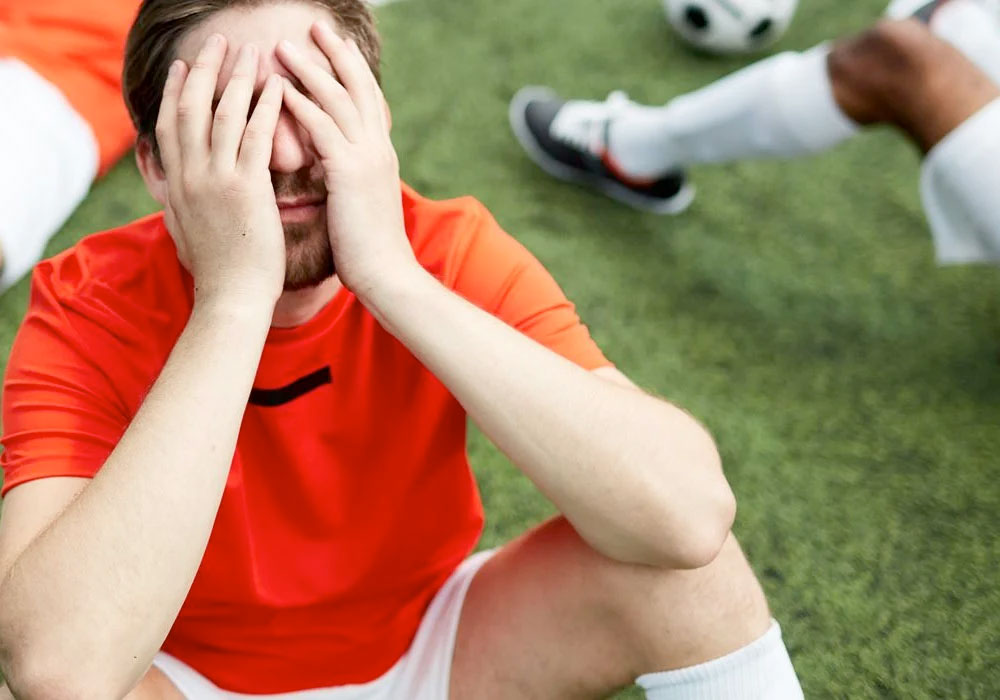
[636,620,803,700]
[607,46,859,179]
[929,0,1000,85]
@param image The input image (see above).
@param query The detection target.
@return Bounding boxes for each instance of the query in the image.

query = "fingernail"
[280,39,298,54]
[208,34,224,47]
[168,60,182,77]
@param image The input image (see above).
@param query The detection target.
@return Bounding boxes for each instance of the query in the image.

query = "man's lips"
[276,198,324,222]
[276,197,324,209]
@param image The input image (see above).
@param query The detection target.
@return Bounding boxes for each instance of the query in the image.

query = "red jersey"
[0,0,138,172]
[0,185,609,693]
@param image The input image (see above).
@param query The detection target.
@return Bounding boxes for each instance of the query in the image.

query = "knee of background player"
[827,19,938,127]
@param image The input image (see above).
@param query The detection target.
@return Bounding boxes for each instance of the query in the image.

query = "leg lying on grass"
[0,59,99,293]
[451,517,803,699]
[510,5,1000,261]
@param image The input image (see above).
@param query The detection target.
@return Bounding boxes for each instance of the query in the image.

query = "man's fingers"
[275,38,363,142]
[311,22,380,127]
[155,60,189,177]
[237,74,284,172]
[177,34,228,159]
[211,43,260,168]
[280,78,348,160]
[350,39,390,136]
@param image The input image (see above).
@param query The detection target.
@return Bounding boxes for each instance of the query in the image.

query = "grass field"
[2,0,1000,697]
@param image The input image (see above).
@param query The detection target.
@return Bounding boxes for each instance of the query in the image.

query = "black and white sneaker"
[509,87,695,215]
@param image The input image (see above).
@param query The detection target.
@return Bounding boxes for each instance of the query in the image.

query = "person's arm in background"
[279,23,735,572]
[0,39,286,699]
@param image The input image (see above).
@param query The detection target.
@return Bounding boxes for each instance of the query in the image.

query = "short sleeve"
[1,272,129,496]
[446,203,611,371]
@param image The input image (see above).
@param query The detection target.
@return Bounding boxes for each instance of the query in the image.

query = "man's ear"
[135,137,168,206]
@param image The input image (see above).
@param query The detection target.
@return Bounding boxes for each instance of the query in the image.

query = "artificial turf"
[1,0,999,696]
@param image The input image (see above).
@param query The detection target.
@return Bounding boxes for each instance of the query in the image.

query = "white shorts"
[0,58,98,291]
[920,97,1000,265]
[152,549,495,700]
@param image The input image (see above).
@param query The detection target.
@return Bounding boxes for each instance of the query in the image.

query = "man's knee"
[605,534,771,671]
[829,19,939,124]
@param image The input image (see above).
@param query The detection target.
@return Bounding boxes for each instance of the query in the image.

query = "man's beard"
[273,169,335,291]
[282,215,335,291]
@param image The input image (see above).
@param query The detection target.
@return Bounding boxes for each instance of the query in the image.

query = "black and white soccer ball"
[663,0,799,55]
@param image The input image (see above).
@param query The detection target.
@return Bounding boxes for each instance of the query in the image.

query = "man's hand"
[158,35,286,306]
[276,22,420,300]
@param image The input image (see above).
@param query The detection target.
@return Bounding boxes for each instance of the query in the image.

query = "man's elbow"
[642,479,737,570]
[672,483,737,569]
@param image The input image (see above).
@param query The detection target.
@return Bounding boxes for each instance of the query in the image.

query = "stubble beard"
[273,169,335,291]
[282,213,335,291]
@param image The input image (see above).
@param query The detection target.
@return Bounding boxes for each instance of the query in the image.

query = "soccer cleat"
[508,87,695,215]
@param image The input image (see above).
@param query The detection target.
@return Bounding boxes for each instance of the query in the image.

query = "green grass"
[3,0,1000,697]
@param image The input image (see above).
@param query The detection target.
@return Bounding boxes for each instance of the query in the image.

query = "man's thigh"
[124,666,186,700]
[449,517,770,699]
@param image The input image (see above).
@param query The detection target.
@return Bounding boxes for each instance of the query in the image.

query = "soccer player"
[0,1,803,699]
[510,0,1000,265]
[0,0,140,292]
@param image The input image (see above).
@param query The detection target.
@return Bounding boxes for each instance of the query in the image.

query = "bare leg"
[450,517,774,698]
[123,667,186,700]
[830,19,1000,153]
[1,668,184,700]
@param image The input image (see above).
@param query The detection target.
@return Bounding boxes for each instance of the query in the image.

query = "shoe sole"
[508,86,696,216]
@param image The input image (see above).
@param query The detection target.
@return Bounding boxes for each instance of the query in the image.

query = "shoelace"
[549,91,630,156]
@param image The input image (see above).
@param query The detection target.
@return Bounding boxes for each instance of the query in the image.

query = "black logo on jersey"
[249,366,332,407]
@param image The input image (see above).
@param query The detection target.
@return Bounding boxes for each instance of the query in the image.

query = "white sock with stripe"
[606,45,858,180]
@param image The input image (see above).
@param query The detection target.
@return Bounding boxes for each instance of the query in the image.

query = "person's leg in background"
[0,59,99,292]
[509,1,1000,262]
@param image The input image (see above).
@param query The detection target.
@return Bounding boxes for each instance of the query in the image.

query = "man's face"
[174,2,342,290]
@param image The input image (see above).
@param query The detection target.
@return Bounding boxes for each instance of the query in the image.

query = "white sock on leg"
[607,46,859,179]
[929,0,1000,85]
[636,620,804,700]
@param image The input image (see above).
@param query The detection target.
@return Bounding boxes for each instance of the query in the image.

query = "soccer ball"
[663,0,800,55]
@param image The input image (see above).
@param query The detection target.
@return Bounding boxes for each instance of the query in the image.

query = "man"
[0,0,139,292]
[510,0,1000,265]
[0,1,803,698]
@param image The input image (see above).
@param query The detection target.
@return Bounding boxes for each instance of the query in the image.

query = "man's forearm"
[0,297,273,698]
[365,268,735,569]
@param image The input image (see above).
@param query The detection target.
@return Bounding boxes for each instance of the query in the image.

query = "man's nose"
[269,111,315,173]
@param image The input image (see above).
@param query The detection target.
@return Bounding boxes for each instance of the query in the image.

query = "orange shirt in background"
[0,0,139,172]
[1,184,611,693]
